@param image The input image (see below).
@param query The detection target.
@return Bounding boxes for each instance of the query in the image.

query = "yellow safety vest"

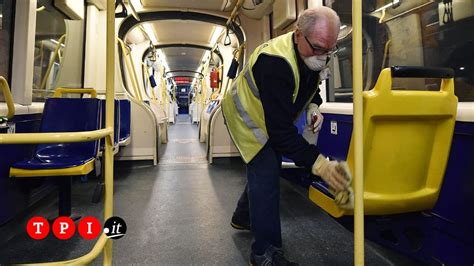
[222,32,319,163]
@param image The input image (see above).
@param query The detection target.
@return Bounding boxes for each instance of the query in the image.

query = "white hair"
[297,7,341,36]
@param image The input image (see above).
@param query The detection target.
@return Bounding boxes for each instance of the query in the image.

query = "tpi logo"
[103,216,127,239]
[26,216,126,240]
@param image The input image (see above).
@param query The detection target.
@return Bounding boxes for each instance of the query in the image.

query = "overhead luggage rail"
[310,66,458,217]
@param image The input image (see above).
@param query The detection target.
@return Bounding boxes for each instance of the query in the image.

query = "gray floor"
[0,114,421,265]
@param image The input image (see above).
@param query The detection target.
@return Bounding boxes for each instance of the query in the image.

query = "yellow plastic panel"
[309,186,344,218]
[310,68,458,216]
[10,159,95,178]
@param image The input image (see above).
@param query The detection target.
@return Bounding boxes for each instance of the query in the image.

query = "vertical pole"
[104,0,115,265]
[128,51,144,101]
[352,0,365,265]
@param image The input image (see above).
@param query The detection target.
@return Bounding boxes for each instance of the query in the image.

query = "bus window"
[32,1,85,101]
[32,3,66,101]
[327,0,474,102]
[0,0,14,88]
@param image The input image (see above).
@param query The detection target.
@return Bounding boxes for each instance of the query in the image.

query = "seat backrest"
[119,99,131,141]
[347,67,458,214]
[37,98,101,158]
[100,99,120,147]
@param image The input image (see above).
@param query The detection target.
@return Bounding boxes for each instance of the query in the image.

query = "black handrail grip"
[391,66,454,78]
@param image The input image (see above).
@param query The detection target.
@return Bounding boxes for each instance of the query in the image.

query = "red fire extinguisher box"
[210,68,219,88]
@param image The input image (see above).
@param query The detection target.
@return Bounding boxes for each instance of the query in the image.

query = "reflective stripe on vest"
[222,32,300,163]
[243,68,260,99]
[231,83,267,145]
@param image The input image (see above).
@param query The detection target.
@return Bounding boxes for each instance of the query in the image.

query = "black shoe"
[230,211,250,231]
[249,248,299,266]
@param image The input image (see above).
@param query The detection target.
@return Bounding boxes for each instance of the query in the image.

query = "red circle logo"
[78,216,101,240]
[26,216,50,240]
[52,216,75,240]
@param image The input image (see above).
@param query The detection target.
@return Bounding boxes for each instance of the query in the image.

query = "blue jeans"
[236,144,282,255]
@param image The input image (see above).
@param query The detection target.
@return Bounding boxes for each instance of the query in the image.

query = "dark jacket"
[251,36,322,168]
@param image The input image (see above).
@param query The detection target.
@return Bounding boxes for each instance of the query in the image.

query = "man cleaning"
[222,6,352,266]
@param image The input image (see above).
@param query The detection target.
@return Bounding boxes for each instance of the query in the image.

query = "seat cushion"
[12,155,95,170]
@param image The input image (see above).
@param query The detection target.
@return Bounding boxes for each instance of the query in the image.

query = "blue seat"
[9,94,102,217]
[10,98,101,176]
[118,99,131,146]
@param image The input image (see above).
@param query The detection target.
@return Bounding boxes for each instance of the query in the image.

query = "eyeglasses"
[303,34,338,56]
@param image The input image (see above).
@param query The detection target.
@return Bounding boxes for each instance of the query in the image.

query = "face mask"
[303,55,328,71]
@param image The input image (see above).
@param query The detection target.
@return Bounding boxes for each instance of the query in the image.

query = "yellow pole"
[124,48,141,99]
[0,128,112,144]
[226,0,245,26]
[40,34,66,90]
[128,50,144,101]
[104,0,114,264]
[2,8,115,265]
[201,78,207,110]
[117,39,141,101]
[161,77,166,105]
[352,0,365,265]
[166,85,170,122]
[0,76,15,119]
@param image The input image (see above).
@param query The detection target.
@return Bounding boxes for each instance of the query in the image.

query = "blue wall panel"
[316,113,353,161]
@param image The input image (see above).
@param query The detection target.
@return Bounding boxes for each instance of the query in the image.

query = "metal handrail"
[53,87,98,98]
[0,128,112,144]
[226,0,245,26]
[103,1,115,260]
[0,76,15,119]
[117,38,144,101]
[7,1,116,265]
[220,42,245,96]
[352,0,365,265]
[127,47,145,101]
[39,34,66,91]
[142,62,158,102]
[117,38,159,164]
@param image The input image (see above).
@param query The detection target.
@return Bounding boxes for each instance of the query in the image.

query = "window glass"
[33,0,85,101]
[327,0,474,102]
[0,0,14,83]
[32,2,67,101]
